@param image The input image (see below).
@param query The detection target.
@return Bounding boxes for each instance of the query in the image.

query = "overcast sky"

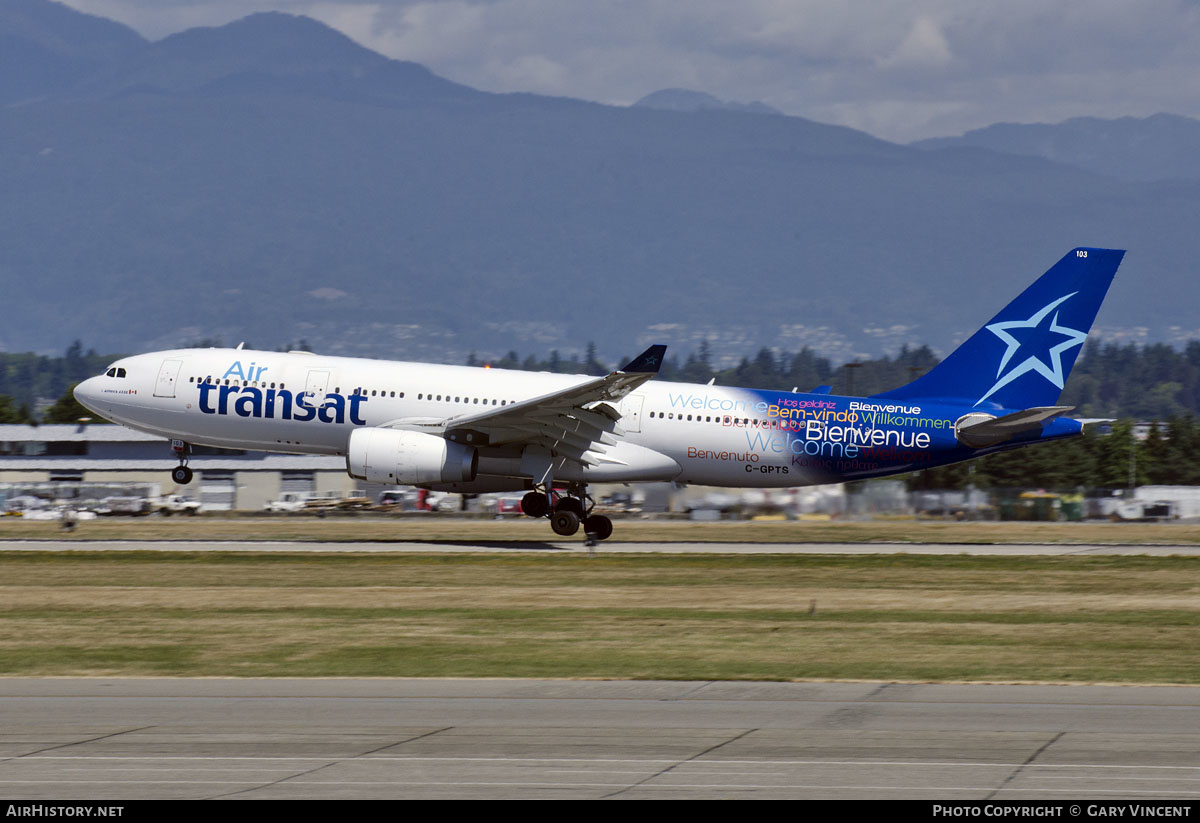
[58,0,1200,142]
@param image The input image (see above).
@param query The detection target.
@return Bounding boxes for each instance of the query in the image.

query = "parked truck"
[154,494,202,516]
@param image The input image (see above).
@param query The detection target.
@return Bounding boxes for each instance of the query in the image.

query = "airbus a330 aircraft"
[75,247,1124,540]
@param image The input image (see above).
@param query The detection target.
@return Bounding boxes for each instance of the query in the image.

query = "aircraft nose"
[73,377,102,414]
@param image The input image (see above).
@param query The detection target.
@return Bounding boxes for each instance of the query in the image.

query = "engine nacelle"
[346,428,477,485]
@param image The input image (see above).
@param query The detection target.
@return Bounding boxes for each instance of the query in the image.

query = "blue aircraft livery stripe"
[873,247,1124,410]
[665,384,1083,483]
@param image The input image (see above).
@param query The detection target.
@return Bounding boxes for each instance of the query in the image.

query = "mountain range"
[2,0,1199,366]
[912,114,1200,183]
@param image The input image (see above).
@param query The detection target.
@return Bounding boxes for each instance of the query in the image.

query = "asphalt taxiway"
[3,539,1200,555]
[2,679,1199,799]
[2,540,1196,799]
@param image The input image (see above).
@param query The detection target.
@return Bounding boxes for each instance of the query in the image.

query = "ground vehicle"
[264,491,310,513]
[155,494,202,516]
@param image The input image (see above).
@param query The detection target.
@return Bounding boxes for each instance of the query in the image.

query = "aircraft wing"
[387,345,666,467]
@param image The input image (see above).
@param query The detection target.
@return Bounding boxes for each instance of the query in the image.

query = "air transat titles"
[196,383,368,425]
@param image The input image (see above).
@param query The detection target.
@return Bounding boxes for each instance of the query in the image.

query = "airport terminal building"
[0,423,356,510]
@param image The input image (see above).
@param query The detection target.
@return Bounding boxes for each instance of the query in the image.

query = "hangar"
[0,423,356,510]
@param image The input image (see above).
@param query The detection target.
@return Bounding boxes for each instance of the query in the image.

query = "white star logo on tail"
[975,292,1087,406]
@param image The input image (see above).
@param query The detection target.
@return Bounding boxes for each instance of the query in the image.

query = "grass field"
[4,515,1200,544]
[0,551,1197,683]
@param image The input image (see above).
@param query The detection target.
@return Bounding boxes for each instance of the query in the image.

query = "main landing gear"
[521,486,613,542]
[170,439,193,485]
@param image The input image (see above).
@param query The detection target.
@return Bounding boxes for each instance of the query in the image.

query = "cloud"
[56,0,1200,141]
[308,287,348,300]
[879,17,953,69]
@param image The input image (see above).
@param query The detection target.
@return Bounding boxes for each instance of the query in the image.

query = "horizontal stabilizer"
[956,406,1074,448]
[1076,418,1118,434]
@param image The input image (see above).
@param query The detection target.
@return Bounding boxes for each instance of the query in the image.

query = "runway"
[2,679,1199,799]
[4,539,1200,555]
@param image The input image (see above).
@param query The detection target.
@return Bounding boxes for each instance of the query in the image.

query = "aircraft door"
[620,393,645,433]
[153,359,183,398]
[305,369,331,405]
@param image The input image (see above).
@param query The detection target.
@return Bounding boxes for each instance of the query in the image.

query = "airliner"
[74,247,1124,540]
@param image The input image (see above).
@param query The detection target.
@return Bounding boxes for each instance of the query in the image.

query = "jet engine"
[346,428,477,485]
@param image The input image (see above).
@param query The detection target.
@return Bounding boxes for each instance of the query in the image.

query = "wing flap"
[435,344,666,468]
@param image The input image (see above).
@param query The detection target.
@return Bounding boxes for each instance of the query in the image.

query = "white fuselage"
[75,347,851,489]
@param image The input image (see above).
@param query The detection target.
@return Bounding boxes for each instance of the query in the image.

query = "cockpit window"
[105,367,127,378]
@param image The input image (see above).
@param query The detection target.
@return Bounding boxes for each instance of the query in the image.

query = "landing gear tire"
[583,514,613,541]
[171,466,194,485]
[550,510,580,537]
[554,497,585,518]
[521,491,549,518]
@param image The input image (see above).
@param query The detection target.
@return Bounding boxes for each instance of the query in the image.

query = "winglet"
[620,344,667,374]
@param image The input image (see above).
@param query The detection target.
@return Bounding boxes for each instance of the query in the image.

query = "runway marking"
[0,726,153,762]
[601,727,758,799]
[1027,782,1200,787]
[987,730,1065,800]
[208,725,455,800]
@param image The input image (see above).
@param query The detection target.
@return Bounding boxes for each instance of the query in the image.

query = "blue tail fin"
[873,247,1125,409]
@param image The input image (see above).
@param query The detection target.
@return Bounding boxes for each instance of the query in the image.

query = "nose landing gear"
[170,439,193,485]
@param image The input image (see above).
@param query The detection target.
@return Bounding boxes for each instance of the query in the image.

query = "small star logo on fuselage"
[976,292,1087,406]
